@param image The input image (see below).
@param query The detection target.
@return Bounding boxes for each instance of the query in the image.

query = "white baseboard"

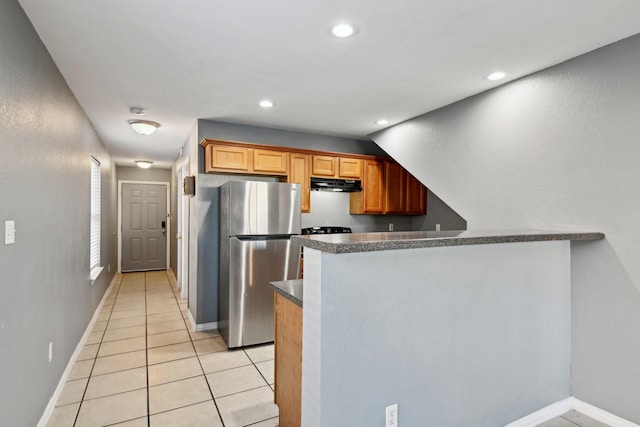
[505,397,574,427]
[185,309,218,332]
[37,274,122,427]
[506,397,640,427]
[573,398,640,427]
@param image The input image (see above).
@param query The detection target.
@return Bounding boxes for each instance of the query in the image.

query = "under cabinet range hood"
[310,177,362,192]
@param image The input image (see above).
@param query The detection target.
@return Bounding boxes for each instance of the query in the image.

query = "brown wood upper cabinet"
[203,144,289,176]
[339,157,362,179]
[350,159,385,214]
[384,161,407,214]
[405,172,427,214]
[201,139,425,215]
[253,148,289,175]
[205,144,251,173]
[311,155,336,177]
[288,153,311,213]
[351,160,426,215]
[383,161,426,215]
[312,155,362,179]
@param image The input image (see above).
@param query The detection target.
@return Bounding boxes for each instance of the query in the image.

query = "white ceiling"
[17,0,640,168]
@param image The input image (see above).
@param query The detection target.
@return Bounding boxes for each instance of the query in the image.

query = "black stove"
[301,226,352,235]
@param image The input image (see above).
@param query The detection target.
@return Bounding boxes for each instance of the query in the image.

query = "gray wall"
[303,241,571,426]
[116,165,171,183]
[0,1,116,425]
[371,33,640,423]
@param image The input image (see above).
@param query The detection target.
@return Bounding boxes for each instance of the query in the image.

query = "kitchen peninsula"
[279,230,603,427]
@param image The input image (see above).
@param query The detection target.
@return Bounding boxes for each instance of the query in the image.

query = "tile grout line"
[164,269,228,426]
[72,273,124,427]
[145,272,151,427]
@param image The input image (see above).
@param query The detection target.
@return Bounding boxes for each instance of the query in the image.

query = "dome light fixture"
[330,23,357,38]
[375,119,389,126]
[129,120,160,135]
[485,71,508,81]
[259,100,274,108]
[135,160,154,169]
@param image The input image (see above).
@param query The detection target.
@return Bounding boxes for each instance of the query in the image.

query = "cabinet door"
[253,149,289,175]
[350,159,384,214]
[274,293,302,426]
[384,161,406,214]
[311,155,337,177]
[288,153,311,213]
[405,173,426,214]
[338,157,362,179]
[206,145,250,173]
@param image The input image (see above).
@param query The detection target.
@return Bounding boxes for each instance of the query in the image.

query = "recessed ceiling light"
[375,119,389,126]
[128,120,160,135]
[485,71,508,81]
[259,100,274,108]
[331,23,357,38]
[135,160,153,169]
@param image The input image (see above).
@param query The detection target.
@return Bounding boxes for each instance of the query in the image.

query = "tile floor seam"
[212,384,272,400]
[201,362,254,375]
[71,273,124,427]
[79,385,149,402]
[148,373,208,389]
[244,415,279,426]
[149,396,214,417]
[163,269,229,426]
[144,272,151,427]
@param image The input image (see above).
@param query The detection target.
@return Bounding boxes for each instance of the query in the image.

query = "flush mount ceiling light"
[129,120,160,135]
[375,119,389,126]
[485,71,508,81]
[135,160,153,169]
[330,23,357,38]
[259,100,274,108]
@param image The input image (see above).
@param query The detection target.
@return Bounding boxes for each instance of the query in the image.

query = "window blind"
[90,157,101,273]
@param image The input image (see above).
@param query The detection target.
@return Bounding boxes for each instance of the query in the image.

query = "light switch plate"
[4,220,15,245]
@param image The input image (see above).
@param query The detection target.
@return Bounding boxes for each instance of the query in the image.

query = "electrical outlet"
[389,223,394,231]
[386,403,398,427]
[5,220,16,245]
[48,342,53,362]
[435,223,441,232]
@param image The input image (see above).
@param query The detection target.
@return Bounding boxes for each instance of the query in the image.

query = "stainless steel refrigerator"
[219,181,301,348]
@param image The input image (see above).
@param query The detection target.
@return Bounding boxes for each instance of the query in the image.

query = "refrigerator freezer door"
[225,236,300,348]
[223,181,301,236]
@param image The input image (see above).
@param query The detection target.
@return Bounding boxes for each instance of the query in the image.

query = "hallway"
[46,272,278,427]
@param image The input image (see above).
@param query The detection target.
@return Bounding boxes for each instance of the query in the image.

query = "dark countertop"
[269,279,303,307]
[291,229,604,254]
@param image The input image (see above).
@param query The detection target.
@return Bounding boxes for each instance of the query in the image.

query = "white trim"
[89,266,104,282]
[37,274,121,427]
[118,180,170,273]
[194,321,219,332]
[573,398,640,427]
[179,157,190,300]
[505,398,573,427]
[505,397,640,427]
[185,309,218,332]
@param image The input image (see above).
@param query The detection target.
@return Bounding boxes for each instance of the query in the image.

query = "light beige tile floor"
[45,271,609,427]
[46,271,278,427]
